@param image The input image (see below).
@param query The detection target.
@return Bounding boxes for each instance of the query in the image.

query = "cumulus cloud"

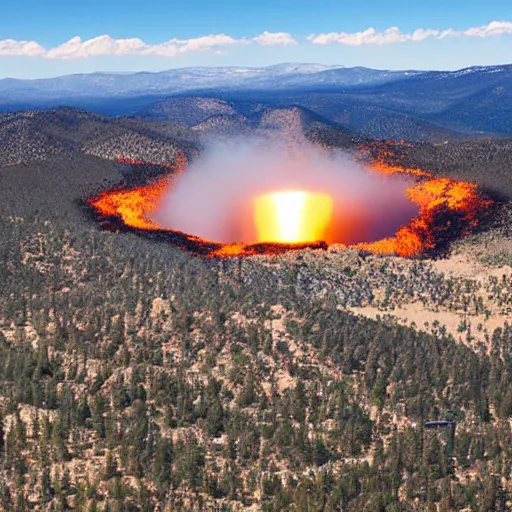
[456,20,512,38]
[308,20,512,45]
[46,35,148,59]
[253,31,298,46]
[307,27,440,46]
[44,34,242,60]
[0,31,292,60]
[1,21,511,59]
[0,39,46,57]
[150,34,241,57]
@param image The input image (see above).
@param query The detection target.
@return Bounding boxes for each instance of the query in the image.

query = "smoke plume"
[153,136,418,245]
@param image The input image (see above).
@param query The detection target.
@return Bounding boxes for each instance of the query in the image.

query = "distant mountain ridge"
[0,63,511,140]
[0,63,420,100]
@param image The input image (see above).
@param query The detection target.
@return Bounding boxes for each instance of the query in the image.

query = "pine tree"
[40,466,53,503]
[0,476,11,511]
[152,438,173,494]
[0,412,4,456]
[104,450,118,480]
[14,491,26,512]
[51,414,70,462]
[205,397,224,437]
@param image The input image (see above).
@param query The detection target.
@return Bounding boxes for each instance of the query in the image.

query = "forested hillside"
[1,108,512,510]
[0,215,512,510]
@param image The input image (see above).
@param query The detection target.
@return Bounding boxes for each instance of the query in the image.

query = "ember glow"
[88,139,491,258]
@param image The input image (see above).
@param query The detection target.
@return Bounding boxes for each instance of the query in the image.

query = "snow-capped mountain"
[0,63,420,100]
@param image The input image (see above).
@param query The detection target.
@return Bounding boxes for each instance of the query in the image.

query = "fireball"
[254,191,334,244]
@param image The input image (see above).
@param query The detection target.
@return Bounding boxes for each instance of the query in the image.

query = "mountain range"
[0,64,420,101]
[1,63,511,140]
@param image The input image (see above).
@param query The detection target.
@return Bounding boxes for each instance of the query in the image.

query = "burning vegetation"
[88,139,491,258]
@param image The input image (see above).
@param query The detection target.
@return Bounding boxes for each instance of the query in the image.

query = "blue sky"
[1,0,511,78]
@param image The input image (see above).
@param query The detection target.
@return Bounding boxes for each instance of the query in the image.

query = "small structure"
[424,420,456,441]
[424,420,457,475]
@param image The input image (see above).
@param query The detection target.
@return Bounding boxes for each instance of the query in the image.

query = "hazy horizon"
[1,59,511,81]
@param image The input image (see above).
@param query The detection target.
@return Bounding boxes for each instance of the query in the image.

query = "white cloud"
[253,31,298,46]
[411,29,441,42]
[46,34,242,59]
[1,21,511,60]
[0,39,46,57]
[150,34,242,57]
[46,35,148,59]
[459,20,512,38]
[309,20,512,46]
[0,33,244,60]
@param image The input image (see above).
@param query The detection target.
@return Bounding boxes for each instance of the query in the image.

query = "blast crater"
[88,139,491,258]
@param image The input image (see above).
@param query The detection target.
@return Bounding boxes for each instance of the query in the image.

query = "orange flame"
[87,146,491,258]
[89,177,169,230]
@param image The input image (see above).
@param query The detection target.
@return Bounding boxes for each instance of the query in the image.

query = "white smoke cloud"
[308,20,512,45]
[153,136,418,245]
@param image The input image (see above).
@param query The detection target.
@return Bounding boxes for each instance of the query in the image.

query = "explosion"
[88,138,491,258]
[254,191,334,244]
